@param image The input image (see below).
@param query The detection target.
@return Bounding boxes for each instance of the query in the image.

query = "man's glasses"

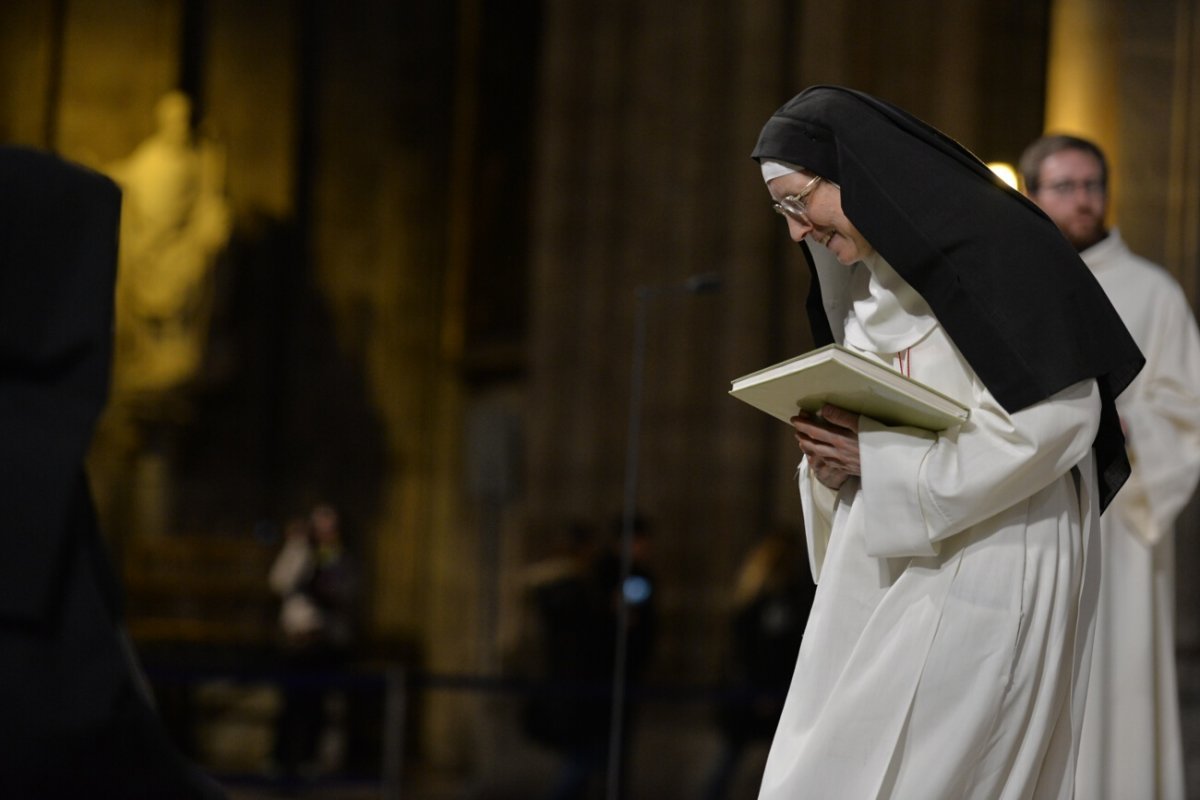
[772,175,823,224]
[1041,179,1105,197]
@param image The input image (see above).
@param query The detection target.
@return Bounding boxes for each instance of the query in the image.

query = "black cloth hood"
[752,85,1143,511]
[0,147,121,621]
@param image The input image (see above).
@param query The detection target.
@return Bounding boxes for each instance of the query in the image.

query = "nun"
[0,146,226,797]
[750,86,1143,799]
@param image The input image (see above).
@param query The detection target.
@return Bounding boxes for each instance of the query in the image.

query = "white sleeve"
[798,458,842,582]
[857,378,1101,558]
[268,540,312,595]
[1121,288,1200,541]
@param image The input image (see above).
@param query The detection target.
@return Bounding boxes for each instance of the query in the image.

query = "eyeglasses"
[1040,179,1105,197]
[772,175,823,225]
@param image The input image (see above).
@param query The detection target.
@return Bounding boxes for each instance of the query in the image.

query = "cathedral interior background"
[2,0,1199,797]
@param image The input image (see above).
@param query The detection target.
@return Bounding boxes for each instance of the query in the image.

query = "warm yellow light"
[987,162,1019,190]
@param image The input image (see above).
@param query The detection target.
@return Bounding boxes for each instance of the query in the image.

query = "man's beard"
[1065,215,1107,252]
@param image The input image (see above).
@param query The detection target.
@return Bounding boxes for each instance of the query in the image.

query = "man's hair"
[1018,134,1109,194]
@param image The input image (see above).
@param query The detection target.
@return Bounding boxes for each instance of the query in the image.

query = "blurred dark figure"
[703,530,812,800]
[268,503,361,779]
[595,514,659,688]
[515,516,659,799]
[269,515,321,643]
[517,522,611,800]
[593,513,659,800]
[0,146,225,797]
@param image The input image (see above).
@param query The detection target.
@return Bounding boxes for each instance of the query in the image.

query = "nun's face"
[768,170,875,265]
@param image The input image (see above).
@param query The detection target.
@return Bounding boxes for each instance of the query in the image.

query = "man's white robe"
[1074,230,1200,800]
[759,281,1103,798]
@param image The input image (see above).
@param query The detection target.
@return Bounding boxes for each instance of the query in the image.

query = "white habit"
[1074,230,1200,800]
[759,251,1103,800]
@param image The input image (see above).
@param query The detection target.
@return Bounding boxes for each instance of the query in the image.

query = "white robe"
[759,256,1103,800]
[1074,230,1200,800]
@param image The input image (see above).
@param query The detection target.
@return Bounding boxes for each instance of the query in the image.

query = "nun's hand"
[791,405,861,490]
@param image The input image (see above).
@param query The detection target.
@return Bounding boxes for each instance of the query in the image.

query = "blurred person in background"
[597,514,660,799]
[268,503,361,778]
[1022,134,1200,800]
[703,529,812,800]
[515,521,612,800]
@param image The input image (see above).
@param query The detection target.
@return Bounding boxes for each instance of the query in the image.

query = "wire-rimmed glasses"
[772,174,823,225]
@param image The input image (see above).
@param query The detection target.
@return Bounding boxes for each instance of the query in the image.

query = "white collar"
[841,251,937,354]
[1079,228,1127,272]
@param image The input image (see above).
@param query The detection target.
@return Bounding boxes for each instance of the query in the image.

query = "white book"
[730,343,970,432]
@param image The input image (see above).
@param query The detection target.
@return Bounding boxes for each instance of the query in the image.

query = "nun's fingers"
[807,455,850,490]
[797,432,860,476]
[817,403,861,433]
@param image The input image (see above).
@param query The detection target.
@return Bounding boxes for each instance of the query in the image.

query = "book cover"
[729,344,970,431]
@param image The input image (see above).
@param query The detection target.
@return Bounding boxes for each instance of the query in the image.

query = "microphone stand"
[605,273,720,800]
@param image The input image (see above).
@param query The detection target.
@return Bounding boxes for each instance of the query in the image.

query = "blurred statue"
[107,90,231,404]
[90,91,232,540]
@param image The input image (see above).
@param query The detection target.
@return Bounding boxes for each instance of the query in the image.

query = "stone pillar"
[1164,0,1200,301]
[1162,0,1200,647]
[1044,0,1125,230]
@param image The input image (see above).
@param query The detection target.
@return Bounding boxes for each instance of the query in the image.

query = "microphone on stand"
[636,271,723,299]
[606,272,722,800]
[683,271,722,294]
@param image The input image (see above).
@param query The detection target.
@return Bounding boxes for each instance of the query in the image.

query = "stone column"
[1162,0,1200,647]
[1044,0,1121,152]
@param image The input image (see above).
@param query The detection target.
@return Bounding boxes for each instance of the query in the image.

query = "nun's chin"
[825,233,873,266]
